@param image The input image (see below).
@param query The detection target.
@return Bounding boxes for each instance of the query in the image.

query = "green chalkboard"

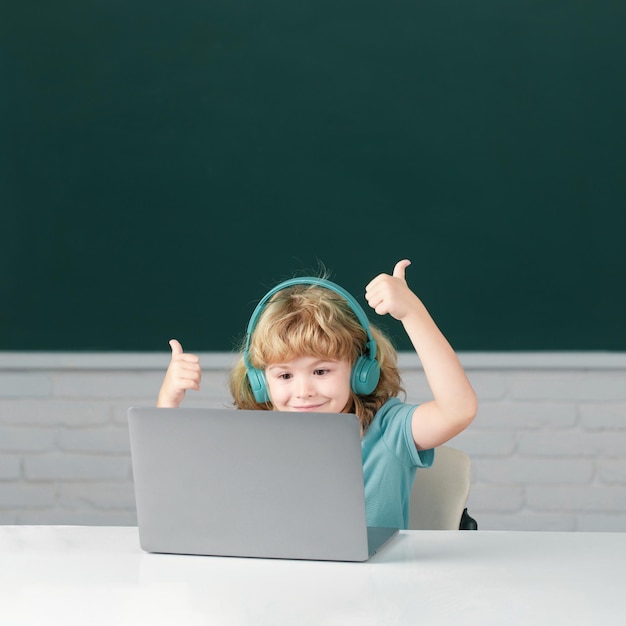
[2,1,625,351]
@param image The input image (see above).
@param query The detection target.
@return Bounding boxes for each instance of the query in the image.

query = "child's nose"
[295,377,315,397]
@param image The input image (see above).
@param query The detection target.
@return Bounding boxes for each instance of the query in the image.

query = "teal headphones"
[243,277,381,403]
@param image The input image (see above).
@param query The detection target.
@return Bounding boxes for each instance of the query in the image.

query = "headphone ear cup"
[350,356,381,395]
[247,367,270,403]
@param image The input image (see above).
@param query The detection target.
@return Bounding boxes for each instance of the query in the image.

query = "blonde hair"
[229,283,404,433]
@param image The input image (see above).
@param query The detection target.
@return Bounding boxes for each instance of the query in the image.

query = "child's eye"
[313,369,329,376]
[278,373,292,380]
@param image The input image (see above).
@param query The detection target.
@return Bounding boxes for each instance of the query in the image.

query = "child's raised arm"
[365,260,478,450]
[157,339,202,408]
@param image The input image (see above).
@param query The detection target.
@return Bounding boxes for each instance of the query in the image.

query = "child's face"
[264,356,352,413]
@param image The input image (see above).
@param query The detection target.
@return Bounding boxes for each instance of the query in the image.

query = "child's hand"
[365,259,420,321]
[157,339,202,407]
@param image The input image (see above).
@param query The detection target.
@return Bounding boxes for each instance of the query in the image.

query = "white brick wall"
[1,352,625,531]
[450,355,626,532]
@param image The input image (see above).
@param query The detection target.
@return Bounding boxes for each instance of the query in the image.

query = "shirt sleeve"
[379,398,434,469]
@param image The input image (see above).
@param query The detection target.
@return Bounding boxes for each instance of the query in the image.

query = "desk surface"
[1,526,625,625]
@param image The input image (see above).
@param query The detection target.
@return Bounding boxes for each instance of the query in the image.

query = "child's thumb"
[392,259,411,280]
[169,339,184,357]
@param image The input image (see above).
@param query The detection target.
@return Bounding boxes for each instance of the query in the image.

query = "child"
[157,259,477,529]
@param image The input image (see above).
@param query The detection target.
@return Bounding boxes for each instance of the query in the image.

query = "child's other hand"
[365,259,420,321]
[157,339,202,407]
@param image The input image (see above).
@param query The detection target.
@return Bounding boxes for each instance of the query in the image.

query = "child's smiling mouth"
[291,403,325,411]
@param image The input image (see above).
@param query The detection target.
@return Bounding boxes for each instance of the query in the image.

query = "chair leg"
[459,508,478,530]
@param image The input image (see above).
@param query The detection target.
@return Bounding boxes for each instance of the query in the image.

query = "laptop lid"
[127,407,398,562]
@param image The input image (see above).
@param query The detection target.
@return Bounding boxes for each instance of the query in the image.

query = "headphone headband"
[245,277,376,360]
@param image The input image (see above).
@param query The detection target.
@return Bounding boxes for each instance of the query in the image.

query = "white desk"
[1,526,624,625]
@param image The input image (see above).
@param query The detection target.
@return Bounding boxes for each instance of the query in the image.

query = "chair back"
[409,445,473,530]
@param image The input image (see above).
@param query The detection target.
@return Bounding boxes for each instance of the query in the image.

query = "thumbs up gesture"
[157,339,202,407]
[364,259,419,321]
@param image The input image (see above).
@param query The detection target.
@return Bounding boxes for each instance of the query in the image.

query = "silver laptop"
[127,407,398,562]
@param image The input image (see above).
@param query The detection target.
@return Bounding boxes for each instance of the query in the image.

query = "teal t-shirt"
[361,397,434,529]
